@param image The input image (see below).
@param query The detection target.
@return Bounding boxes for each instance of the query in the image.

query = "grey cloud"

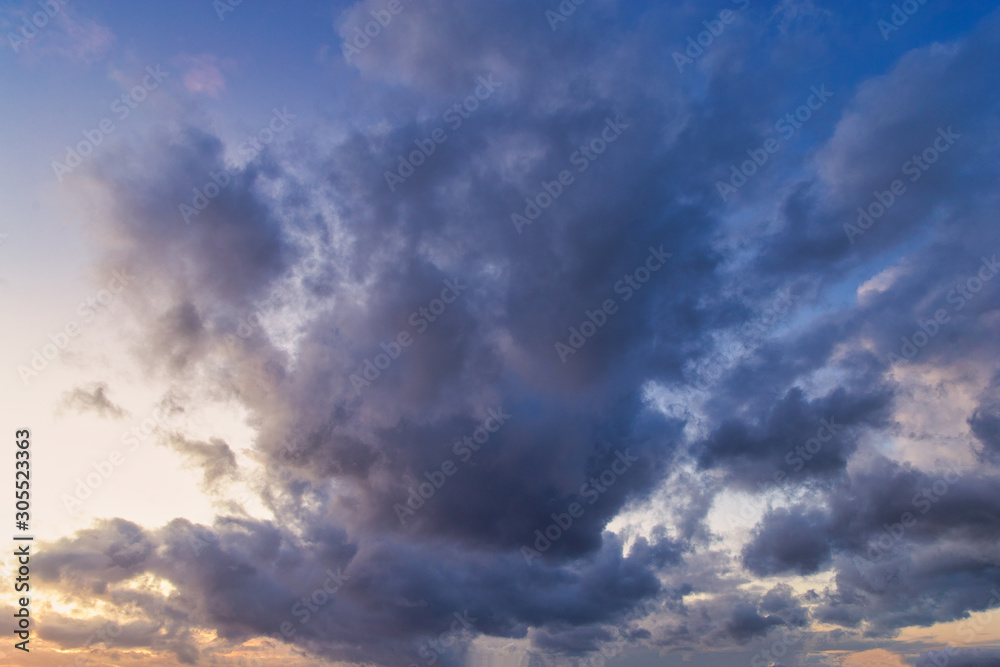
[969,371,1000,461]
[169,435,239,489]
[916,649,1000,667]
[59,383,128,419]
[742,507,832,576]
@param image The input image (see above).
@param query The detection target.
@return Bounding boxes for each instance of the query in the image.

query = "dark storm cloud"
[969,371,1000,461]
[36,518,669,665]
[695,383,894,487]
[56,84,701,657]
[916,649,1000,667]
[684,19,1000,637]
[44,0,1000,664]
[647,584,809,652]
[723,601,785,643]
[80,125,303,378]
[759,584,809,628]
[745,457,1000,633]
[742,507,833,576]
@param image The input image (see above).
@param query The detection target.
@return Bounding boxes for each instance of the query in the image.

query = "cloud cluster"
[36,1,1000,665]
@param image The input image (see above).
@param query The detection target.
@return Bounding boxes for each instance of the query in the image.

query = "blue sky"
[2,1,1000,667]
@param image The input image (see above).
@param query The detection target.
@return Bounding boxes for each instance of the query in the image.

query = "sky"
[1,0,999,666]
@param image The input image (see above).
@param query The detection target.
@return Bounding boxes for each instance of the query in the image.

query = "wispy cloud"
[176,53,233,97]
